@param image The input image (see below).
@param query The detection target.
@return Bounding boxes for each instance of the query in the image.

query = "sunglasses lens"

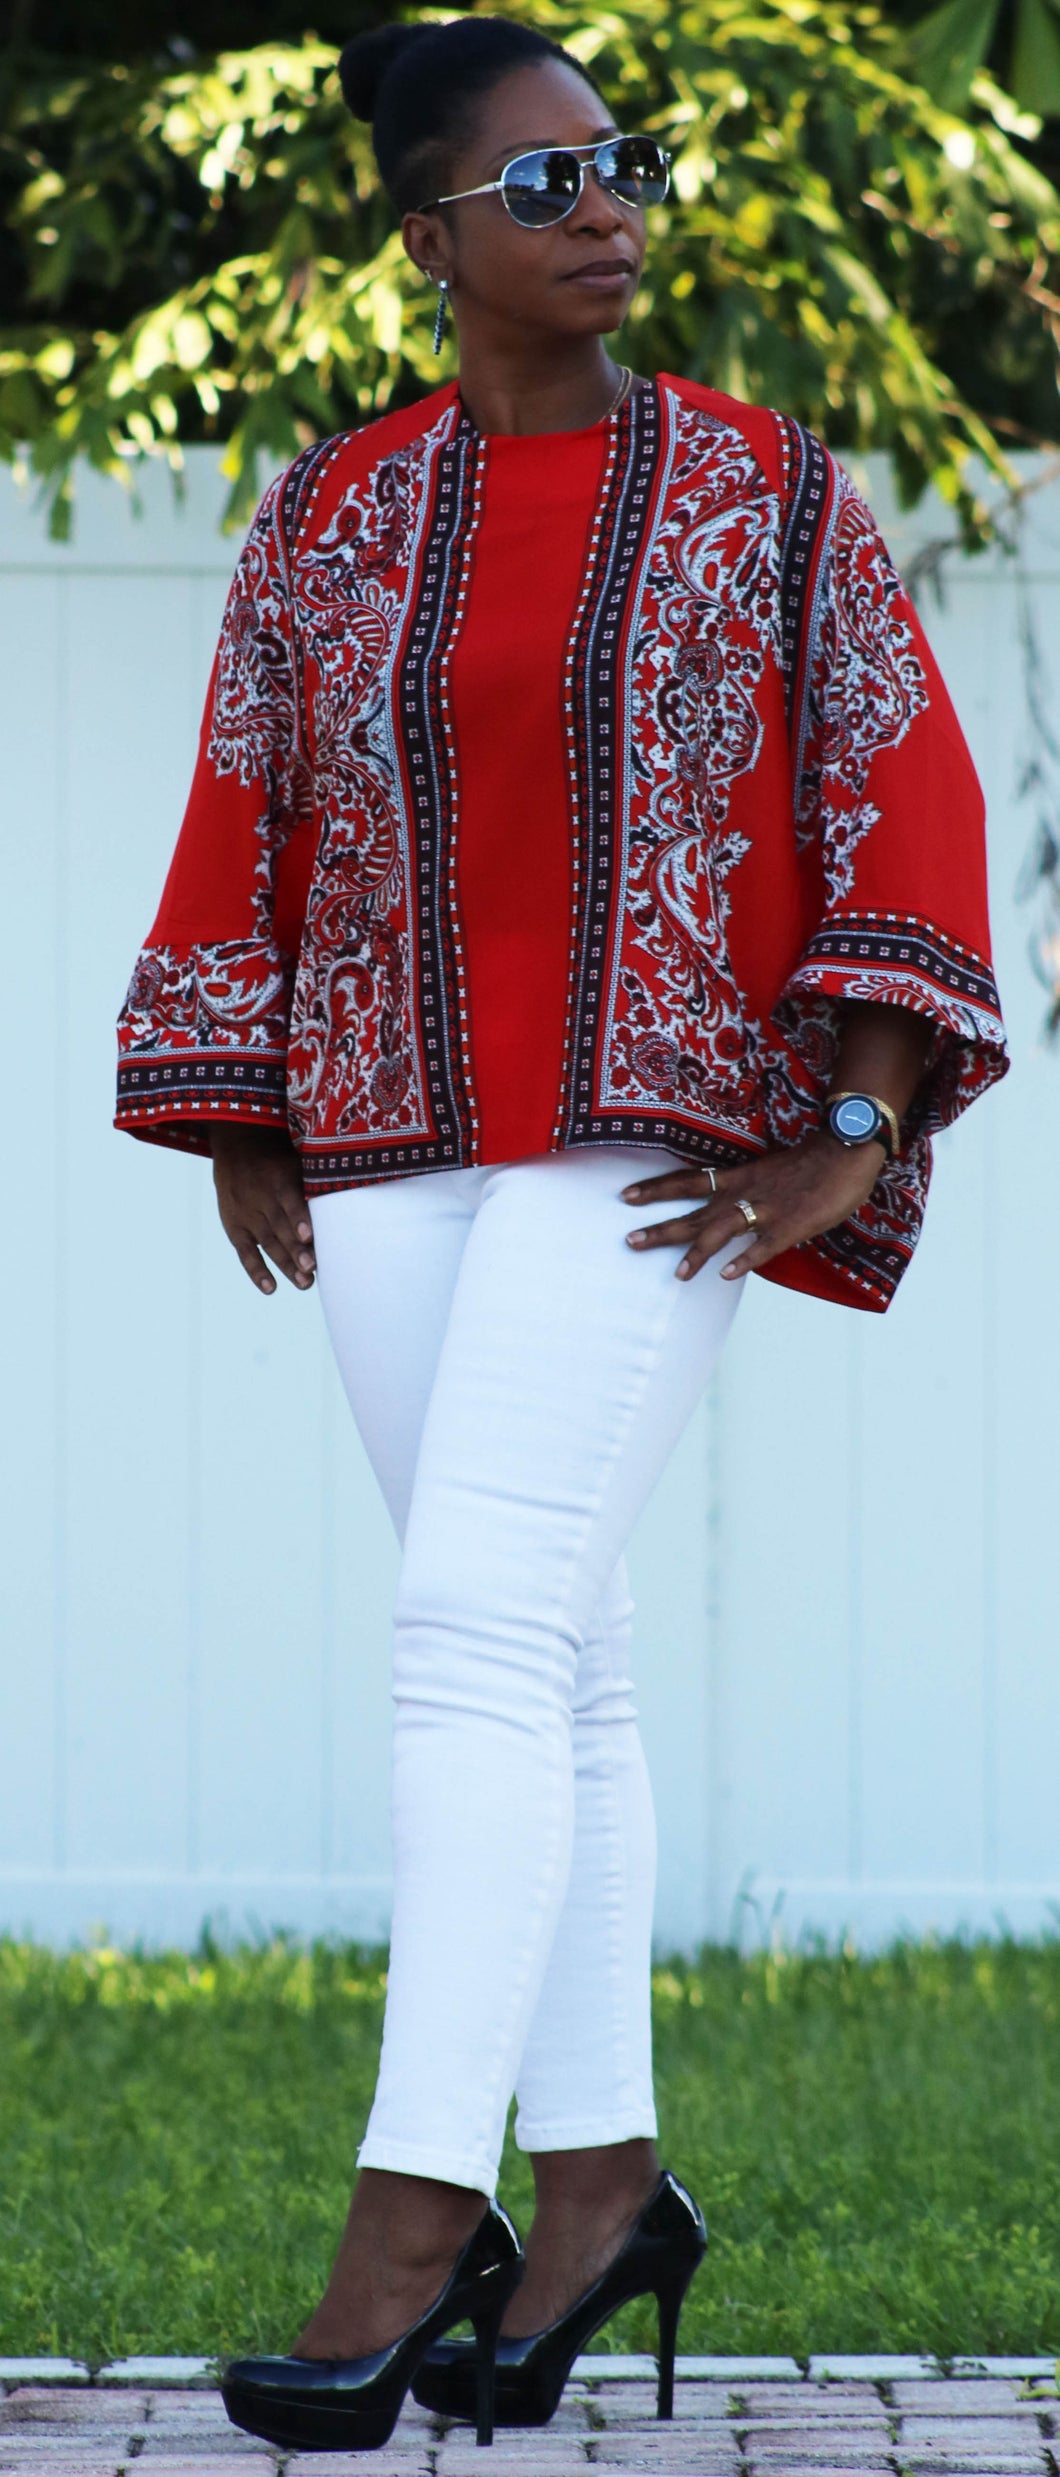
[502,149,582,226]
[598,136,670,206]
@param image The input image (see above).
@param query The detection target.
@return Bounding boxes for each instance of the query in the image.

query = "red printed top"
[447,418,608,1159]
[114,372,1009,1312]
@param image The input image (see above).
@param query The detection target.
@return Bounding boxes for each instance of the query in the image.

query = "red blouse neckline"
[450,373,656,442]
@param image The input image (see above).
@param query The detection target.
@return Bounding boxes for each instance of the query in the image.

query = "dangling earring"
[432,276,450,356]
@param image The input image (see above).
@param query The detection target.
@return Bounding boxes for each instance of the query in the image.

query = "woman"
[114,11,1009,2455]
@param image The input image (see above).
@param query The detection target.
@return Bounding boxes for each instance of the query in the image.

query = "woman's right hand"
[209,1123,316,1295]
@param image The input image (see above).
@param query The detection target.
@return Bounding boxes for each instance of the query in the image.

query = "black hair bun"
[337,24,431,122]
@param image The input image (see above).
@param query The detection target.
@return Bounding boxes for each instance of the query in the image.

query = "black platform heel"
[411,2166,706,2431]
[221,2196,524,2453]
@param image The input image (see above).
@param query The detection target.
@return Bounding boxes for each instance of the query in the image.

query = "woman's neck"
[453,338,626,437]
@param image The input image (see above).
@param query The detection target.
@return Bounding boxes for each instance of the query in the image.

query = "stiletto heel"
[655,2269,691,2419]
[221,2197,524,2454]
[412,2167,708,2432]
[470,2287,508,2447]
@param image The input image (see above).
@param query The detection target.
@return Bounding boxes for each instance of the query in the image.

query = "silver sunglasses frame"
[415,134,672,222]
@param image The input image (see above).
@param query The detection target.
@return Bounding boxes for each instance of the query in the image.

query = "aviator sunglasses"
[416,133,672,228]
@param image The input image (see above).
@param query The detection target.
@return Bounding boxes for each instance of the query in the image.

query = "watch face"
[833,1095,879,1142]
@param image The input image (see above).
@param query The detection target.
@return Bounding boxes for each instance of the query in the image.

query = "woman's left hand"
[621,1131,887,1282]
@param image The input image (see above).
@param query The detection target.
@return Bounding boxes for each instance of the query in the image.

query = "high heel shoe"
[411,2166,706,2429]
[221,2196,524,2453]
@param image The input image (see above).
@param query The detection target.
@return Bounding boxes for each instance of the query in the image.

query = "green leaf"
[908,0,1000,108]
[171,312,213,372]
[1010,0,1060,113]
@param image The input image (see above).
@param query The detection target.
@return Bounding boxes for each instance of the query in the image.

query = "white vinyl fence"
[1,442,1057,1956]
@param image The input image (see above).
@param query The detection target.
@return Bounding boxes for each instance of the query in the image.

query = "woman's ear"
[400,209,440,276]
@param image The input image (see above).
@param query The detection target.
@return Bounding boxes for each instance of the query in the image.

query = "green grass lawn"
[2,1932,1058,2366]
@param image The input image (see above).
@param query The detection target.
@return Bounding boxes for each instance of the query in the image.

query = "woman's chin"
[545,300,634,341]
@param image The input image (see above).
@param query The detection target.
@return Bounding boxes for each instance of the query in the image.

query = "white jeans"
[309,1145,745,2197]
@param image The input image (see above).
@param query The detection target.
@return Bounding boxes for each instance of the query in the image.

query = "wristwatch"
[824,1090,899,1160]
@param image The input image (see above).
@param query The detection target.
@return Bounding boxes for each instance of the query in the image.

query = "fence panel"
[1,444,1056,1953]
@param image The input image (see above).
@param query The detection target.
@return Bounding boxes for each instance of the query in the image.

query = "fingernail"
[621,1186,639,1200]
[627,1230,646,1246]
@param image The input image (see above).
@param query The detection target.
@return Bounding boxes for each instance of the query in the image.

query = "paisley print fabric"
[605,410,779,1138]
[116,939,292,1125]
[794,469,930,894]
[115,373,1008,1312]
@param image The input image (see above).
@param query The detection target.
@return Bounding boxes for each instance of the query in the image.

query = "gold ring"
[734,1197,758,1229]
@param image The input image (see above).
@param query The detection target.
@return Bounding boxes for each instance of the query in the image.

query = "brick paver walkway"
[3,2362,1059,2475]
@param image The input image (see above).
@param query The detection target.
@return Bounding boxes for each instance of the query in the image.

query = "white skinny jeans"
[309,1145,745,2198]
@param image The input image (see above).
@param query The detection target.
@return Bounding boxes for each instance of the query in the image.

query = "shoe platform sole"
[413,2355,570,2427]
[222,2379,400,2453]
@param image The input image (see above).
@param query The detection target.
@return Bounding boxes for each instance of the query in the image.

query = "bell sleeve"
[773,462,1009,1140]
[114,472,315,1157]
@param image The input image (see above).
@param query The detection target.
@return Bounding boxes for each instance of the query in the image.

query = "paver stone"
[893,2382,1043,2415]
[287,2460,433,2476]
[678,2357,803,2381]
[902,2415,1047,2448]
[99,2365,213,2389]
[0,2457,126,2477]
[0,2397,148,2431]
[589,2435,742,2471]
[573,2356,656,2382]
[127,2462,277,2476]
[591,2455,739,2473]
[437,2437,593,2469]
[736,2385,886,2419]
[743,2439,895,2469]
[902,2459,1046,2476]
[0,2432,142,2448]
[952,2360,1058,2381]
[809,2355,934,2381]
